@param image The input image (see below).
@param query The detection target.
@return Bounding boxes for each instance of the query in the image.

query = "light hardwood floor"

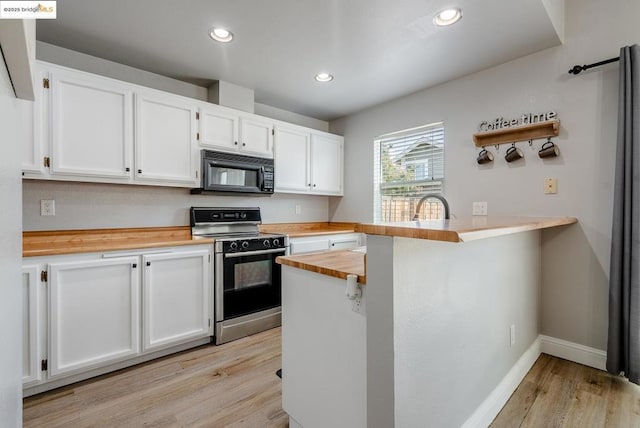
[25,332,640,428]
[23,328,288,428]
[491,353,640,427]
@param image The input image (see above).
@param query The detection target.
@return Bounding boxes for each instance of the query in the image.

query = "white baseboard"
[540,335,607,371]
[461,337,541,428]
[462,335,607,428]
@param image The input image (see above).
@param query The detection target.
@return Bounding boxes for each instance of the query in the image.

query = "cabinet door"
[20,70,45,176]
[199,107,239,152]
[135,92,198,186]
[48,257,140,378]
[22,265,41,386]
[310,134,344,195]
[142,249,210,352]
[49,69,132,179]
[239,116,273,158]
[274,126,310,193]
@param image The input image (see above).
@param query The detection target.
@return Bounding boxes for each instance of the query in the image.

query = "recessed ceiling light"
[433,8,462,26]
[314,72,334,82]
[209,27,233,43]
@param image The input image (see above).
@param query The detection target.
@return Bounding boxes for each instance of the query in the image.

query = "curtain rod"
[568,56,619,75]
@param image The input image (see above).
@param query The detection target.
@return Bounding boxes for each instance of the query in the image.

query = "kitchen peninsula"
[277,216,577,428]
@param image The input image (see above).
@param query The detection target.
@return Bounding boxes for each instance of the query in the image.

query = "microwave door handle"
[257,166,265,190]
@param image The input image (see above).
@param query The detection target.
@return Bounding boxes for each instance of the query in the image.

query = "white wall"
[24,43,333,231]
[0,34,26,427]
[329,0,639,351]
[23,181,329,230]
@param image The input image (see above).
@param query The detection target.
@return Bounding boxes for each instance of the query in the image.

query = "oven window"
[223,253,282,320]
[234,260,271,290]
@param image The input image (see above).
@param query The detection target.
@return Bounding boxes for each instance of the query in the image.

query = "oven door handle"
[224,248,287,258]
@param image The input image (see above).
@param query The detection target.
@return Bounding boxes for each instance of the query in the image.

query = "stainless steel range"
[190,207,288,345]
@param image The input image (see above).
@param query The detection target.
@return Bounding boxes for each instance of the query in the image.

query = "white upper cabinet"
[142,249,211,352]
[22,61,343,193]
[310,133,343,195]
[49,68,133,180]
[274,125,310,192]
[20,69,44,176]
[239,116,273,158]
[198,106,239,152]
[198,107,273,158]
[135,91,198,187]
[273,125,344,196]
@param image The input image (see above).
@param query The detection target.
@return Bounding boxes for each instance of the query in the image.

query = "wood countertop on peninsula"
[259,222,359,237]
[23,226,214,257]
[277,248,366,284]
[357,216,577,243]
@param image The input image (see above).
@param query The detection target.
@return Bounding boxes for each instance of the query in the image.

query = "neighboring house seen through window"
[374,123,445,222]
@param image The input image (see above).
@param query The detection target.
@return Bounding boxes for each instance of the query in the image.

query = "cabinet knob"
[138,169,142,174]
[234,141,238,145]
[308,183,311,187]
[313,184,317,187]
[146,261,151,266]
[132,263,137,268]
[125,167,130,172]
[242,143,246,147]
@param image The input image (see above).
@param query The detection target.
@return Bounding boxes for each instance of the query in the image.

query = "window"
[374,122,445,222]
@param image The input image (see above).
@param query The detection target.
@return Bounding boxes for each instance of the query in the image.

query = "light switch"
[544,178,558,194]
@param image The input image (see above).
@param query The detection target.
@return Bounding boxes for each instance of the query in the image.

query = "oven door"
[216,248,284,322]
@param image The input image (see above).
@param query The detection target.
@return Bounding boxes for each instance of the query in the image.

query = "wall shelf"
[473,119,560,147]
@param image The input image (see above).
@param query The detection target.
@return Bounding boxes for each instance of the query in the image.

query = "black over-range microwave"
[191,150,275,195]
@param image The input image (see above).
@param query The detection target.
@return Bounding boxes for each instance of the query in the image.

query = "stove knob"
[272,238,280,247]
[229,241,238,251]
[263,239,271,248]
[240,212,247,219]
[241,241,250,249]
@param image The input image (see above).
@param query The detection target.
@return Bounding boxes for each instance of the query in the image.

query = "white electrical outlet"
[544,178,558,194]
[472,201,488,216]
[510,324,516,347]
[41,200,55,216]
[295,204,301,215]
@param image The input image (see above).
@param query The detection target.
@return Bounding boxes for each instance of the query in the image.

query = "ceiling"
[36,0,562,121]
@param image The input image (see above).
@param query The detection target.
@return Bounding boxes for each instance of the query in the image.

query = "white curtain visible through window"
[374,123,445,222]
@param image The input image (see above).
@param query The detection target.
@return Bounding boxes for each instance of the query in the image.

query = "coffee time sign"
[478,111,557,132]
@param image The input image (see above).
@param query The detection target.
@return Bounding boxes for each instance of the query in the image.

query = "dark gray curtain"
[607,44,640,384]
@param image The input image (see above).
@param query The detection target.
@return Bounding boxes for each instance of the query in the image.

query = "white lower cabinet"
[22,244,213,391]
[142,249,210,352]
[22,265,41,386]
[289,233,363,255]
[48,257,141,378]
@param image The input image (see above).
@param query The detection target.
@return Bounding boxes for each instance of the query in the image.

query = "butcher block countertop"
[357,216,577,243]
[23,226,213,257]
[260,222,359,237]
[277,248,366,284]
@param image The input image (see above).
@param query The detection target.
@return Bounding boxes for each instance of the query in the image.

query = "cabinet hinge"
[272,129,275,136]
[208,318,211,327]
[43,156,50,168]
[196,132,200,140]
[41,359,48,371]
[43,78,50,89]
[208,254,211,263]
[40,270,48,282]
[196,170,198,179]
[196,112,200,120]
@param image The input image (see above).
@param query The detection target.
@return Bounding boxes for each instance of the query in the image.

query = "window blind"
[374,122,445,222]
